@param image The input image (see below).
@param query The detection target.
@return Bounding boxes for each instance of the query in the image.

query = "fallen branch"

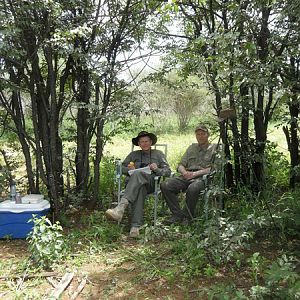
[16,266,29,291]
[0,272,58,280]
[47,277,59,288]
[50,272,74,299]
[0,292,9,298]
[70,277,87,300]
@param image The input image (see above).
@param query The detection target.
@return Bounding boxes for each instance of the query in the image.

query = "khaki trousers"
[123,172,155,227]
[160,176,205,219]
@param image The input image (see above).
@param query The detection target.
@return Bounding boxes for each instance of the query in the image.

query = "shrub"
[27,215,66,270]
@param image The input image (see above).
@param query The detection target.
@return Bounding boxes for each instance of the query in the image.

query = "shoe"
[105,198,129,222]
[163,215,183,225]
[129,227,139,238]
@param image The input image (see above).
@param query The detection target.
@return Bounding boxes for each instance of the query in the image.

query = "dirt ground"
[0,237,242,300]
[0,238,210,299]
[0,231,298,299]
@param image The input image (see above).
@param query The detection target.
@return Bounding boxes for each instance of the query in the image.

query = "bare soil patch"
[0,230,297,299]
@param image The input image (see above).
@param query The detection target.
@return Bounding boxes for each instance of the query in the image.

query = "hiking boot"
[129,227,140,238]
[105,198,129,222]
[163,215,183,225]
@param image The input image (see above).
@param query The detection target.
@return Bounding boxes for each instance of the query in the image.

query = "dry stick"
[189,289,202,293]
[47,277,59,288]
[16,266,29,291]
[50,272,74,299]
[0,292,8,298]
[70,277,87,300]
[0,272,58,280]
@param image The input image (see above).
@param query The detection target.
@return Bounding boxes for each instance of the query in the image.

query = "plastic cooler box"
[0,195,50,239]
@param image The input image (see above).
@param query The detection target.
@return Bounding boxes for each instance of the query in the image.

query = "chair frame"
[203,144,225,219]
[182,143,225,221]
[115,143,168,226]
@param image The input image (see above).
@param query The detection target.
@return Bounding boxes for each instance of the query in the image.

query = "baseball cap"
[195,124,209,133]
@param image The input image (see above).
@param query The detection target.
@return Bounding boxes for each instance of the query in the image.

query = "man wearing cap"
[105,131,171,237]
[161,124,217,224]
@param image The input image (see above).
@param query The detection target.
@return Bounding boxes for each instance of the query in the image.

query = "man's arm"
[122,152,135,174]
[178,164,211,180]
[150,151,171,177]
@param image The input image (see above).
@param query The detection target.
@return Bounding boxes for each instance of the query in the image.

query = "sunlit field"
[103,133,196,170]
[103,124,289,171]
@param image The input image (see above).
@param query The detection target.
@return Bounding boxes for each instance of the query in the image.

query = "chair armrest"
[203,170,216,186]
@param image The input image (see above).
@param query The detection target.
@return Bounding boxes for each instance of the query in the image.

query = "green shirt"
[178,143,217,171]
[122,149,171,177]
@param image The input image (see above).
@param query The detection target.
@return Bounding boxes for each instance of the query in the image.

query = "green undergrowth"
[1,186,300,299]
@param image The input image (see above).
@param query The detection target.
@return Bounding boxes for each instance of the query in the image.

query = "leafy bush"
[99,156,116,205]
[265,141,289,189]
[68,211,122,253]
[250,255,300,299]
[274,191,300,238]
[247,252,267,284]
[170,234,208,277]
[202,283,248,300]
[202,255,300,300]
[27,215,66,270]
[143,224,172,242]
[197,215,263,264]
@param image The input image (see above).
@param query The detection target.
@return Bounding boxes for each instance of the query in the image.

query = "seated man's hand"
[128,162,135,170]
[149,163,158,171]
[182,171,195,180]
[188,167,211,179]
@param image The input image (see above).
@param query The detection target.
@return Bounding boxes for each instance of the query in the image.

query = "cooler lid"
[0,199,50,213]
[22,194,44,203]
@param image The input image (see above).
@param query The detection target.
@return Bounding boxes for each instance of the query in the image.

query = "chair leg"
[154,194,157,226]
[204,189,210,220]
[153,176,160,226]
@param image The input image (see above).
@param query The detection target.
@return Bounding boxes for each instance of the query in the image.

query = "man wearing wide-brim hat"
[160,124,217,225]
[105,131,171,237]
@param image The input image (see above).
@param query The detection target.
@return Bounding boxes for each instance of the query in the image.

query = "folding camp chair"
[202,144,225,219]
[200,108,236,219]
[115,143,168,226]
[181,143,225,221]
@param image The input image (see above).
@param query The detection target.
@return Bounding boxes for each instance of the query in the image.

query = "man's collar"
[198,143,209,150]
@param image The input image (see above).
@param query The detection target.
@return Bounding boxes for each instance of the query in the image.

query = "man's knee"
[130,171,143,179]
[128,171,150,184]
[160,180,168,191]
[160,178,173,191]
[186,180,205,195]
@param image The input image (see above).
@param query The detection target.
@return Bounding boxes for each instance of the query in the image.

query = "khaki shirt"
[178,143,217,171]
[122,149,171,177]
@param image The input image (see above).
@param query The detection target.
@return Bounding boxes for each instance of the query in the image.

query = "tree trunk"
[90,83,103,209]
[253,88,267,192]
[6,67,37,193]
[284,94,300,188]
[11,90,36,193]
[240,83,251,185]
[75,69,91,196]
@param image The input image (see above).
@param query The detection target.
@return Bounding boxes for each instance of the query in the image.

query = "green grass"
[103,132,198,170]
[103,125,289,171]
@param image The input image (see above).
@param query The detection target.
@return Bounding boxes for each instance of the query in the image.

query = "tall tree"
[0,0,168,212]
[280,0,300,188]
[157,0,295,193]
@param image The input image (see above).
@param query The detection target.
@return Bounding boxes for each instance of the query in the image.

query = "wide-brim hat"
[132,131,157,146]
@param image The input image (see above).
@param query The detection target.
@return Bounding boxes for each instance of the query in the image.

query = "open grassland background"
[103,123,289,171]
[103,133,197,170]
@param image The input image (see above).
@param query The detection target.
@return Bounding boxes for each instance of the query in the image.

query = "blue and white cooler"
[0,194,50,239]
